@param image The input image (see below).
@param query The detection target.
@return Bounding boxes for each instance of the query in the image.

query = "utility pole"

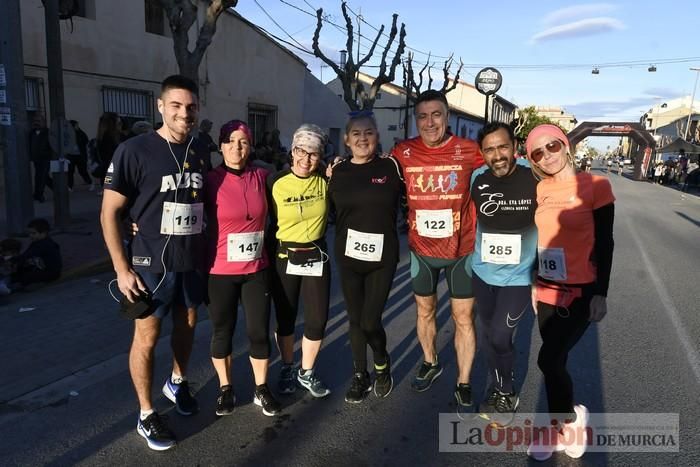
[0,0,34,236]
[44,0,70,229]
[684,67,700,141]
[402,63,411,140]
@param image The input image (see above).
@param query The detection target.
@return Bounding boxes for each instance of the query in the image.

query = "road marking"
[625,215,700,386]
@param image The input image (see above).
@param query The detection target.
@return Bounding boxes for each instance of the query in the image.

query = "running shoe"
[490,391,519,426]
[296,369,331,398]
[563,404,590,459]
[278,364,297,395]
[410,360,442,392]
[345,371,371,403]
[454,383,473,408]
[478,388,499,420]
[162,378,198,416]
[215,385,235,416]
[373,359,393,398]
[254,385,282,416]
[527,428,565,461]
[137,412,176,451]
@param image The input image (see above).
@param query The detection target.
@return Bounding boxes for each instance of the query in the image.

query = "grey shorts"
[409,251,474,299]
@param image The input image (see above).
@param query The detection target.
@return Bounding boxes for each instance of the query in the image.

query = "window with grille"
[24,77,46,123]
[101,86,154,130]
[247,103,278,146]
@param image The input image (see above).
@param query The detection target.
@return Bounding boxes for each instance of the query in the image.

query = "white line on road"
[625,215,700,386]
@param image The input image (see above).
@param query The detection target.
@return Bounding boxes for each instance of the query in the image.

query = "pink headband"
[525,124,570,158]
[219,120,252,146]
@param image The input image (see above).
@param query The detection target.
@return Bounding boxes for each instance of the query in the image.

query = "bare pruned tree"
[312,2,406,111]
[403,51,463,101]
[159,0,238,86]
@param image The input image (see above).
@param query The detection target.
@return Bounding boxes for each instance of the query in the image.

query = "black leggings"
[473,273,531,394]
[536,292,591,418]
[339,262,397,371]
[272,256,330,341]
[207,270,271,359]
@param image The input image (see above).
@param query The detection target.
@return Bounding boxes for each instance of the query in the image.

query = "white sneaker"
[527,426,565,461]
[562,404,590,458]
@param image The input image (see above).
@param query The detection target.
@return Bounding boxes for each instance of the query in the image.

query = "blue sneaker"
[297,369,330,398]
[162,378,198,416]
[137,412,176,451]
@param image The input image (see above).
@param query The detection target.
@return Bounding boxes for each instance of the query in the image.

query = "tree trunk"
[159,0,238,88]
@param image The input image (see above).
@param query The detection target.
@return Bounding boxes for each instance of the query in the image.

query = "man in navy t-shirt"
[101,75,206,451]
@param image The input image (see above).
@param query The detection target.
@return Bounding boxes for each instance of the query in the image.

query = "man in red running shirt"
[391,90,484,407]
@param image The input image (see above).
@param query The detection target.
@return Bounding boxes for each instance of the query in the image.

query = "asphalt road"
[1,165,698,466]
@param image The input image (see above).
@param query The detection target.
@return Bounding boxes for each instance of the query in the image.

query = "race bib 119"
[160,202,203,235]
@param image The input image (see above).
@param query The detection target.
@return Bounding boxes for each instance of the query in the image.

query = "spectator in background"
[653,162,662,184]
[94,112,123,195]
[323,137,336,165]
[0,238,22,295]
[28,114,54,202]
[67,120,93,190]
[12,218,62,287]
[197,119,218,170]
[255,131,275,167]
[270,129,286,169]
[131,121,153,136]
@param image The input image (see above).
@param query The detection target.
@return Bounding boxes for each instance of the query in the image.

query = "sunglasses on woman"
[531,140,564,163]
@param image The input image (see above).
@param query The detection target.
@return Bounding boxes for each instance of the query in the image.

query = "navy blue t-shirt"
[105,131,207,273]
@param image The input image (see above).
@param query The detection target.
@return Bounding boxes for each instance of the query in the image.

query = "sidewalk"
[0,182,110,283]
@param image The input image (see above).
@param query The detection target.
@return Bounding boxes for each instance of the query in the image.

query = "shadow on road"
[675,211,700,228]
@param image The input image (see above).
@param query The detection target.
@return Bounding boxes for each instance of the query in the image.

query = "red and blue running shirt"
[391,136,484,259]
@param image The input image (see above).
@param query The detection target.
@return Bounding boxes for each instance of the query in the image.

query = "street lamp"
[684,67,700,141]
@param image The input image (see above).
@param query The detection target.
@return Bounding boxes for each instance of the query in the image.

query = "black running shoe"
[278,364,297,395]
[373,359,393,398]
[491,391,519,427]
[215,385,235,416]
[163,378,199,416]
[344,371,371,403]
[411,360,443,392]
[478,388,499,420]
[454,383,473,408]
[137,412,176,451]
[254,385,281,416]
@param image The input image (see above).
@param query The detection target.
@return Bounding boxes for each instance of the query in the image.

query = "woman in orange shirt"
[524,124,615,461]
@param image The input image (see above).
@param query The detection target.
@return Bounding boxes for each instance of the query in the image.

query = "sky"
[235,1,700,149]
